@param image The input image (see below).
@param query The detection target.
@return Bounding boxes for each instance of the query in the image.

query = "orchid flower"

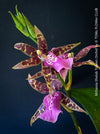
[42,45,100,82]
[30,91,87,125]
[10,10,87,127]
[27,73,87,125]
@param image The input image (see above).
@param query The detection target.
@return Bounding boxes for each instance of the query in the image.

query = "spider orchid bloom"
[27,73,87,125]
[30,91,87,125]
[44,51,73,81]
[42,45,100,81]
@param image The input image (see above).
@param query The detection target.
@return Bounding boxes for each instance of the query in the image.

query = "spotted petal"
[27,70,43,80]
[12,57,41,69]
[35,25,47,54]
[60,93,87,114]
[14,43,38,57]
[28,74,49,94]
[39,91,62,123]
[30,103,46,126]
[74,45,100,62]
[51,42,81,56]
[42,62,62,93]
[73,60,100,69]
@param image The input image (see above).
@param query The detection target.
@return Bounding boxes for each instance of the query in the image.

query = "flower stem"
[70,112,82,134]
[57,70,72,96]
[57,71,82,134]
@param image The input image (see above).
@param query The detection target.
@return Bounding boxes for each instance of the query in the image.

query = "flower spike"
[9,5,37,43]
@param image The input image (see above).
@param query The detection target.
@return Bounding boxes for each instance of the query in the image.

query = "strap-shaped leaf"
[28,74,49,94]
[74,45,100,62]
[71,88,100,134]
[12,57,41,69]
[51,42,81,56]
[60,93,87,114]
[14,43,38,57]
[34,25,48,54]
[73,60,100,69]
[30,103,46,126]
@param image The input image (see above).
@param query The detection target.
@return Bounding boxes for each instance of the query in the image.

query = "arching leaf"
[71,88,100,134]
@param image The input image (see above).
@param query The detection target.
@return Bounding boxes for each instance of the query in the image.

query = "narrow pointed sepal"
[12,57,41,69]
[51,42,81,56]
[28,74,49,94]
[74,45,100,62]
[60,93,87,114]
[14,43,38,57]
[27,70,43,80]
[34,25,48,54]
[30,103,46,126]
[73,60,100,69]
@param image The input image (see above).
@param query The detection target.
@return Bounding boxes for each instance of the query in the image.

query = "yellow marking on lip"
[68,52,74,58]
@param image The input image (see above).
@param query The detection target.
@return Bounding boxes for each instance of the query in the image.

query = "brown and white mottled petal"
[28,74,49,94]
[14,43,38,57]
[30,103,46,126]
[12,56,41,69]
[34,25,48,54]
[74,45,100,62]
[60,93,87,114]
[73,60,100,69]
[51,42,81,56]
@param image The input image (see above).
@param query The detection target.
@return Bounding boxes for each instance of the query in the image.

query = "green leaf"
[71,88,100,134]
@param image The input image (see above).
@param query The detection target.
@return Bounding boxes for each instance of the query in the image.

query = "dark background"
[0,0,100,134]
